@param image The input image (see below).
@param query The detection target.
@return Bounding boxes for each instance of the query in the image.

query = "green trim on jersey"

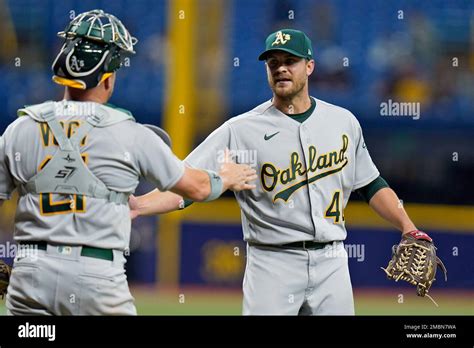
[356,176,389,203]
[286,97,316,123]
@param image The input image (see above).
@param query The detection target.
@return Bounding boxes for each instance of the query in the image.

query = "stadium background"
[0,0,472,315]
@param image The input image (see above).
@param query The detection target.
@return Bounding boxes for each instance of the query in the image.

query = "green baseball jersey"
[185,98,380,244]
[0,101,185,250]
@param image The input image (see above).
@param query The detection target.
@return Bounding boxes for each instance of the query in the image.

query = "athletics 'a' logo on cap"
[272,31,291,46]
[70,55,85,72]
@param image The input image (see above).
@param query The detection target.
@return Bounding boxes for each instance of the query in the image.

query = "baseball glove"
[381,230,447,301]
[0,260,11,299]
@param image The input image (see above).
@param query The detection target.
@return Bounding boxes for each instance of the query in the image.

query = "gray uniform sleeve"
[134,126,185,191]
[0,135,15,199]
[351,118,380,190]
[184,122,232,171]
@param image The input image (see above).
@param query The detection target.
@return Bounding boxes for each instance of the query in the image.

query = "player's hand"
[128,195,140,220]
[219,148,257,192]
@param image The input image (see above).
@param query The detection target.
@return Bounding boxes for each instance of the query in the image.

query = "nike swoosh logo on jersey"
[264,132,280,141]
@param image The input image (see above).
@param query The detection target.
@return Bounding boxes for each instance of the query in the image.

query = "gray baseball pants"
[6,243,136,315]
[243,241,355,315]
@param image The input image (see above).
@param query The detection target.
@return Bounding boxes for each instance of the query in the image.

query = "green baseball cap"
[258,29,313,61]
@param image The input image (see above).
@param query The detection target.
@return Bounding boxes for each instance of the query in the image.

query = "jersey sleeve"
[134,126,185,191]
[184,122,232,171]
[0,135,15,199]
[351,117,380,191]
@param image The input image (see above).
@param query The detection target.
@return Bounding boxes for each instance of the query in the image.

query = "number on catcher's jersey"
[325,190,344,224]
[38,154,88,216]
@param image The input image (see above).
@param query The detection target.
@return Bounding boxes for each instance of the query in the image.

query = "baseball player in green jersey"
[0,10,256,315]
[129,29,424,315]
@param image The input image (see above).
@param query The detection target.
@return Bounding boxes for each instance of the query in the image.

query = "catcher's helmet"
[52,9,137,90]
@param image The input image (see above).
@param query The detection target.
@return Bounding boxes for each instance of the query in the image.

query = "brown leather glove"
[0,259,11,299]
[381,230,447,297]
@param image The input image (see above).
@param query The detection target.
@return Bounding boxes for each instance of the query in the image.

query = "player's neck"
[273,93,312,115]
[63,87,110,104]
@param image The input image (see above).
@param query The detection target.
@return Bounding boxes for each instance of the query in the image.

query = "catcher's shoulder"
[3,112,36,138]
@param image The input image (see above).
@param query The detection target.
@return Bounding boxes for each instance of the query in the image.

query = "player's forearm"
[135,189,183,215]
[368,187,417,234]
[170,167,213,202]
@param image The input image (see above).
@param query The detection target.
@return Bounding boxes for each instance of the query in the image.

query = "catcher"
[0,10,256,315]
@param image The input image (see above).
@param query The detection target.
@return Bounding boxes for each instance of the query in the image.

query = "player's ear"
[103,73,116,91]
[306,59,315,76]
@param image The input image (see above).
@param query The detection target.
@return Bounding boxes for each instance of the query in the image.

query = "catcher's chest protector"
[17,101,134,205]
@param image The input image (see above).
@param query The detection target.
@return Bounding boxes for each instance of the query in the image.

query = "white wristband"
[203,170,224,202]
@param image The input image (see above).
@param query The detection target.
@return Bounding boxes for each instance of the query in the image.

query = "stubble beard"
[271,78,306,101]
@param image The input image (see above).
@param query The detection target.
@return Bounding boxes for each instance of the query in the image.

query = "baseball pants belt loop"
[19,241,114,261]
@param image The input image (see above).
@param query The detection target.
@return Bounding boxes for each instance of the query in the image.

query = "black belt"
[250,240,333,250]
[19,241,114,261]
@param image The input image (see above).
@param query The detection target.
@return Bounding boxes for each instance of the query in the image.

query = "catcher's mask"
[52,9,137,90]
